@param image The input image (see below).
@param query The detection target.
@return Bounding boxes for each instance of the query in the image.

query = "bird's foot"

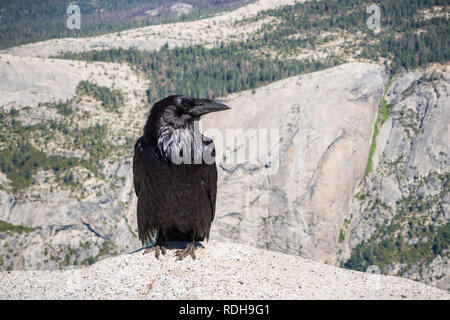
[143,245,167,259]
[174,242,196,261]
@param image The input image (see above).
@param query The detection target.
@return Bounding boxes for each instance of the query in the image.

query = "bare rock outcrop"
[0,242,447,300]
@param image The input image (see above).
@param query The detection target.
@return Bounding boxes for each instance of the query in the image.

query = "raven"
[133,95,231,260]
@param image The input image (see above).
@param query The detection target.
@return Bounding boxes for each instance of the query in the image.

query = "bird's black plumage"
[133,95,230,246]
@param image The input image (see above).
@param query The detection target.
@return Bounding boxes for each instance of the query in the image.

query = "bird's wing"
[209,164,218,222]
[206,162,218,223]
[202,138,218,223]
[133,136,164,244]
[133,137,144,197]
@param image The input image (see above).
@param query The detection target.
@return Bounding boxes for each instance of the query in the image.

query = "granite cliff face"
[203,63,386,264]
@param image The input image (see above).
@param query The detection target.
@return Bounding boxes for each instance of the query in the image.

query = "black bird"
[133,95,231,260]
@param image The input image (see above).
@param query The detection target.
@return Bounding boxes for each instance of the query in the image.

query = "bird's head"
[155,95,230,121]
[144,95,231,140]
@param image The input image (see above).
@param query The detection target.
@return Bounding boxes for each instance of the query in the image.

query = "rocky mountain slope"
[0,0,299,58]
[0,241,447,300]
[340,64,450,291]
[0,54,146,269]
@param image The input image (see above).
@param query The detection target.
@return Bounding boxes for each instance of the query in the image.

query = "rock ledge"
[0,242,447,300]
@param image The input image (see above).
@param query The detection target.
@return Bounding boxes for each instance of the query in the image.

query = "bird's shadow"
[129,241,205,254]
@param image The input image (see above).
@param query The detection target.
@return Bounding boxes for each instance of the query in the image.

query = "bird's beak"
[189,99,231,116]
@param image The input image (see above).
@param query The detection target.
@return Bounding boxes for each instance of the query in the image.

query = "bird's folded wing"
[207,163,218,222]
[133,137,144,197]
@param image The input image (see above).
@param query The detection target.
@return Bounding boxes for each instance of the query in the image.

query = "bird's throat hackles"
[157,120,215,165]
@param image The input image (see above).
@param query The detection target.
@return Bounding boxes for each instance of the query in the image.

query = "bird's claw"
[174,243,196,261]
[143,245,167,259]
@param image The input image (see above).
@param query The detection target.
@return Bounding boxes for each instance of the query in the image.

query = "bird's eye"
[180,99,194,110]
